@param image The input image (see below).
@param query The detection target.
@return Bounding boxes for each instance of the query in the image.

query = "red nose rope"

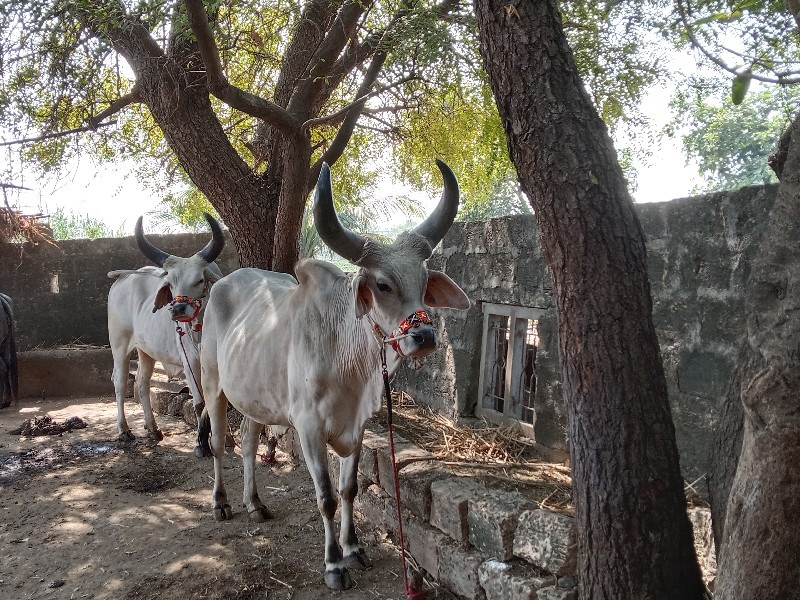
[375,310,432,600]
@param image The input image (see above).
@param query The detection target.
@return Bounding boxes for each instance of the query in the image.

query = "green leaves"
[731,72,751,105]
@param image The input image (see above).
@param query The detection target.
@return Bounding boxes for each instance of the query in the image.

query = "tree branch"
[308,51,388,190]
[287,0,374,115]
[301,75,415,131]
[0,121,117,147]
[87,87,142,129]
[676,0,800,84]
[183,0,299,133]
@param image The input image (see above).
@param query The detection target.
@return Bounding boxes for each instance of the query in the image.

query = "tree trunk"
[474,2,706,597]
[707,343,760,553]
[714,112,800,599]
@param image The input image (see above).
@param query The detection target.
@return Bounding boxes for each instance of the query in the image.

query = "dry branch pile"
[0,205,53,244]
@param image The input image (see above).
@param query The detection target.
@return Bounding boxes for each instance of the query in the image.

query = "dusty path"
[0,397,429,600]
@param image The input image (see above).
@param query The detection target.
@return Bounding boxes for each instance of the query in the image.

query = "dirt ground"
[0,397,442,600]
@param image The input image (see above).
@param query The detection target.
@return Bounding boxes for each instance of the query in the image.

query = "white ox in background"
[108,213,224,454]
[198,160,470,590]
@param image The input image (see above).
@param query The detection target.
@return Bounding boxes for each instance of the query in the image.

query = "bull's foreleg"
[207,390,232,521]
[241,417,273,522]
[297,426,353,591]
[339,442,371,571]
[134,351,163,441]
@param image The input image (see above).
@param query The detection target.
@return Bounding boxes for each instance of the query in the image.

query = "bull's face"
[314,160,470,359]
[135,213,225,322]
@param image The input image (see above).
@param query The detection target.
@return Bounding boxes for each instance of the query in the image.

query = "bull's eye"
[195,280,204,286]
[377,282,392,293]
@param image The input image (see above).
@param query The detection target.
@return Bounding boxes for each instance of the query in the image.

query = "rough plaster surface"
[397,184,778,481]
[0,232,239,349]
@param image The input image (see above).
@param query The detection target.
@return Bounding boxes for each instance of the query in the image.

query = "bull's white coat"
[107,217,224,443]
[199,161,470,591]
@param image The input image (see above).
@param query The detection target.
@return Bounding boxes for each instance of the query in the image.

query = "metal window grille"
[477,303,546,438]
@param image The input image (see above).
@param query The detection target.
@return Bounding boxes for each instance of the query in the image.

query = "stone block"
[513,510,577,576]
[354,484,394,534]
[396,461,451,521]
[478,560,555,600]
[182,399,198,427]
[402,513,449,579]
[430,478,489,542]
[376,433,434,494]
[468,490,533,561]
[535,585,578,600]
[359,429,386,483]
[688,506,717,582]
[438,543,487,600]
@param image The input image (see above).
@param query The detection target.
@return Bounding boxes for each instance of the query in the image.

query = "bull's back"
[203,269,299,417]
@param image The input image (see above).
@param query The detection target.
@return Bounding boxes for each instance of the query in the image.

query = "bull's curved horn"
[411,159,460,249]
[196,212,225,263]
[313,162,367,262]
[135,216,169,267]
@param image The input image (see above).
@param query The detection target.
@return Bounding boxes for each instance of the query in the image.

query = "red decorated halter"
[171,295,203,323]
[372,309,433,357]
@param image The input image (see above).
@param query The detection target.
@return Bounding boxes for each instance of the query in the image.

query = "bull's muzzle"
[409,327,436,353]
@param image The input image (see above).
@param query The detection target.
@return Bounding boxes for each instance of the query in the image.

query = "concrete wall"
[0,232,240,350]
[397,184,778,481]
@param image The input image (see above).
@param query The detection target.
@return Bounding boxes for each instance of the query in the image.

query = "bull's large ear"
[204,266,223,284]
[353,271,374,319]
[424,270,470,310]
[153,284,173,313]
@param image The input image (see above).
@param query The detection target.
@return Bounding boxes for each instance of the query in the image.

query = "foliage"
[668,0,800,97]
[48,207,124,239]
[0,0,683,226]
[668,83,797,190]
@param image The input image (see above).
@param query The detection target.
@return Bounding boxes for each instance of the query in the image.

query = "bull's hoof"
[324,567,353,591]
[194,444,212,458]
[248,506,274,522]
[148,429,164,442]
[343,548,371,570]
[213,504,233,521]
[118,430,135,442]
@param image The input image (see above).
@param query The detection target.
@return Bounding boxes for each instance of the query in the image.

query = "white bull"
[108,213,224,454]
[198,160,470,590]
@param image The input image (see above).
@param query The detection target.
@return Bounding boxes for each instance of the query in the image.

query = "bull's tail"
[195,404,213,458]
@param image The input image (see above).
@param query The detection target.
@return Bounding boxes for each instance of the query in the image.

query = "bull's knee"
[340,480,358,505]
[318,479,338,519]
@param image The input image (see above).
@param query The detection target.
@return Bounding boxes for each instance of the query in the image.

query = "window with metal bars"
[477,303,546,438]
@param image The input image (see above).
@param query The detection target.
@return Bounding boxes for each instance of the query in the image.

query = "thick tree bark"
[714,112,800,599]
[78,0,419,273]
[474,2,706,598]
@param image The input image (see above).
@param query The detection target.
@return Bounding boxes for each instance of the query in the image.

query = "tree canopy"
[0,0,684,239]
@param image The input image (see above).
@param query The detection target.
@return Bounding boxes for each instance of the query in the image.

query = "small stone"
[557,576,577,588]
[48,579,65,588]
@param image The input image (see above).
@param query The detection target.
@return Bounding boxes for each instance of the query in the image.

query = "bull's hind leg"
[134,351,162,441]
[241,417,273,522]
[110,339,133,441]
[339,441,371,570]
[297,425,352,591]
